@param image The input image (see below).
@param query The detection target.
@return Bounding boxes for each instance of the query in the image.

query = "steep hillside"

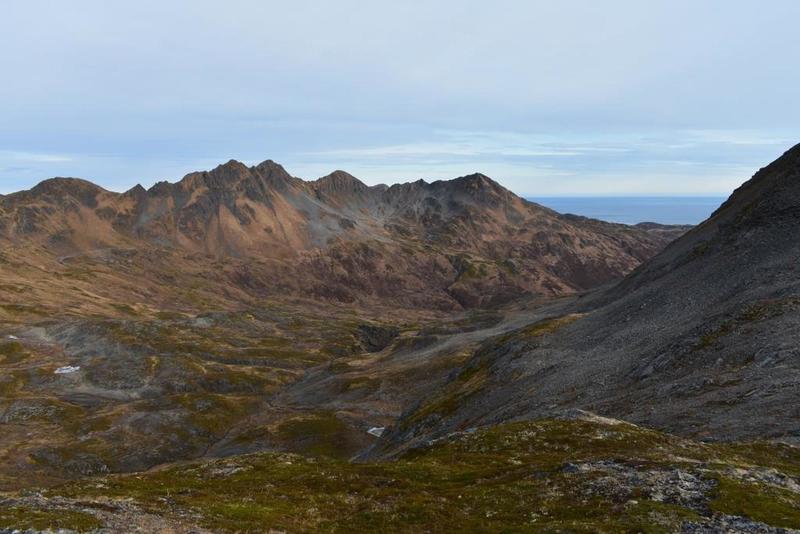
[376,143,800,455]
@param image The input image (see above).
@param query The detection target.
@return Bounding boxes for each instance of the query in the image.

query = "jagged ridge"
[0,159,686,310]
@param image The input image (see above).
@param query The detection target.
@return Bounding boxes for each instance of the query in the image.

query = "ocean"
[529,197,727,225]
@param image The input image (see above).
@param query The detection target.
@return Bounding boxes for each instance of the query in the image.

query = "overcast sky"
[1,1,799,196]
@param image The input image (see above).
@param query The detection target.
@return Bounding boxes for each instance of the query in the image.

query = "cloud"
[301,131,636,160]
[683,130,798,147]
[0,151,73,163]
[280,127,799,196]
[1,2,799,195]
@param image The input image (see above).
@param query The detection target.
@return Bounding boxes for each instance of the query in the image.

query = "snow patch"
[6,335,18,340]
[55,365,81,374]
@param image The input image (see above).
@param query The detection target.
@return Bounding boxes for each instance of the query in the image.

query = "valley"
[1,145,799,532]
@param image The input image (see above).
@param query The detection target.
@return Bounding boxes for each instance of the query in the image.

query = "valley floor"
[0,287,581,490]
[2,272,799,532]
[2,292,800,532]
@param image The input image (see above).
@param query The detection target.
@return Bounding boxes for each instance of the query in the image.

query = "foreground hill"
[4,413,800,532]
[0,160,684,312]
[377,143,800,456]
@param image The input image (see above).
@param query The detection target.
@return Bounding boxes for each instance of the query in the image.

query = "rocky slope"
[375,143,800,457]
[0,160,685,311]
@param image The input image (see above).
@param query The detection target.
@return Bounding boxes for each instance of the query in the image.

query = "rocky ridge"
[0,160,687,312]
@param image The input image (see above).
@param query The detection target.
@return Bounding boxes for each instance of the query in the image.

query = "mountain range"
[0,160,684,313]
[1,146,799,532]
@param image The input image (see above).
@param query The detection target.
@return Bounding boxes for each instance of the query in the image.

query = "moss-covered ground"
[5,418,792,533]
[0,505,102,532]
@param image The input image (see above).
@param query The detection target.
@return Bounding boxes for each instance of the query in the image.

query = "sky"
[1,0,799,197]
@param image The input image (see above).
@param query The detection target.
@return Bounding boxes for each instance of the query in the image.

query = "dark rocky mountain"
[374,143,800,457]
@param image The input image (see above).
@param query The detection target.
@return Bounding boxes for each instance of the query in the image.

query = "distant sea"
[528,197,727,225]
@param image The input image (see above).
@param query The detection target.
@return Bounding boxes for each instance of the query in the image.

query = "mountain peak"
[173,160,252,193]
[252,159,295,191]
[31,177,106,193]
[209,159,251,179]
[313,170,369,194]
[217,159,249,171]
[123,184,147,197]
[451,172,504,190]
[705,141,800,229]
[25,177,106,205]
[253,159,289,174]
[432,173,512,207]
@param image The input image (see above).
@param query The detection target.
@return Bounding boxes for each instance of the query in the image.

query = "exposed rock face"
[0,160,685,311]
[374,143,800,454]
